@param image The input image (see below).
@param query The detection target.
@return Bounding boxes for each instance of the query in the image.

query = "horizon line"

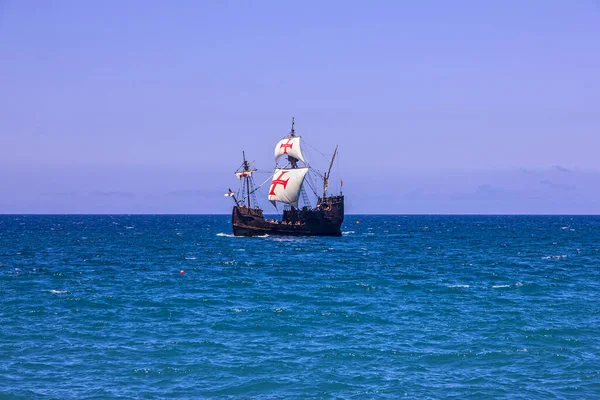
[1,213,600,217]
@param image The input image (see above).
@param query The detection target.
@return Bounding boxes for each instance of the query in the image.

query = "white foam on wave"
[560,226,575,231]
[356,282,376,290]
[185,256,197,260]
[216,233,235,237]
[492,284,511,289]
[217,232,269,238]
[50,290,68,294]
[342,231,355,235]
[542,255,567,260]
[448,284,470,288]
[271,237,297,242]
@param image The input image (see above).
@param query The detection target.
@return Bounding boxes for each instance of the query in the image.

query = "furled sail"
[235,169,256,179]
[274,137,305,163]
[267,167,309,208]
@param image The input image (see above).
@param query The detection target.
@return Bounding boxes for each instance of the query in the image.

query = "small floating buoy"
[180,270,185,275]
[355,221,360,225]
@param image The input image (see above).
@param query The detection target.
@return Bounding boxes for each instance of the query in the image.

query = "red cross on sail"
[274,137,305,163]
[269,171,290,195]
[280,139,293,155]
[267,167,309,208]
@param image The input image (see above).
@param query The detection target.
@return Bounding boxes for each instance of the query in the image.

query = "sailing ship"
[225,119,344,236]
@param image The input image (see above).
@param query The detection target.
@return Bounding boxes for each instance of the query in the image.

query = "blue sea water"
[1,215,599,399]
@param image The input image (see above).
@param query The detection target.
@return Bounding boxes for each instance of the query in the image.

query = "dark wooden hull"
[232,196,344,237]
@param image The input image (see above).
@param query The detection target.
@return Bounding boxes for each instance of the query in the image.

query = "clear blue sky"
[1,0,599,213]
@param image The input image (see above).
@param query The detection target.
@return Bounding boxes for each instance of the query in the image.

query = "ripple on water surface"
[1,215,600,398]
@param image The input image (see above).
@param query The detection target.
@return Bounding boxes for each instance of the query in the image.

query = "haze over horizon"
[1,1,599,214]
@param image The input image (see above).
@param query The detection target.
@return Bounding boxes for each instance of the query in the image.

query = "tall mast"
[287,117,298,169]
[289,117,298,211]
[243,151,251,208]
[322,145,338,199]
[289,117,296,137]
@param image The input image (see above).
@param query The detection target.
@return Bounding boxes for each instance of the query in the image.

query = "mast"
[269,118,310,209]
[322,145,338,200]
[230,154,257,208]
[287,117,298,169]
[289,117,296,137]
[243,151,250,208]
[287,118,297,210]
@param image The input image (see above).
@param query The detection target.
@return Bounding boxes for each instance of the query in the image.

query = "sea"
[1,215,599,399]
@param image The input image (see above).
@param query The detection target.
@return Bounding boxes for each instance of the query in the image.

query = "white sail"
[267,167,309,208]
[235,169,256,179]
[274,137,305,163]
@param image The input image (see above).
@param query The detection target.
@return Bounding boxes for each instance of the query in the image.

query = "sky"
[0,0,599,214]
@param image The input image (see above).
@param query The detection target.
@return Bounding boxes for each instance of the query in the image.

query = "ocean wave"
[1,214,598,399]
[216,232,269,238]
[342,231,355,235]
[356,282,376,290]
[542,255,567,260]
[216,233,235,237]
[271,237,298,242]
